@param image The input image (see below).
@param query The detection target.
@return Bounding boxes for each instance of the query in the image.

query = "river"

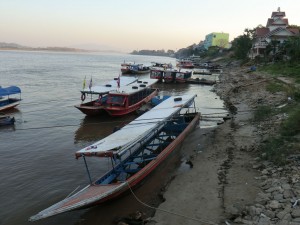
[0,50,226,225]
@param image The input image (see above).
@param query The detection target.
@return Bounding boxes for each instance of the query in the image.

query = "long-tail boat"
[30,94,200,221]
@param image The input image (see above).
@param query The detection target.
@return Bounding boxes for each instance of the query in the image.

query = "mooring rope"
[125,181,219,225]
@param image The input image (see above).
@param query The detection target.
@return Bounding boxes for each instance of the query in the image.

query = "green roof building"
[204,32,229,49]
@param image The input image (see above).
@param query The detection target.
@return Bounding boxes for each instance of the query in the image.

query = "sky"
[0,0,299,52]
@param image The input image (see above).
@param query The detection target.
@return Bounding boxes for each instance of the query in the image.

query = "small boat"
[76,78,158,117]
[175,71,192,83]
[75,76,138,116]
[150,68,164,82]
[0,86,21,112]
[0,113,15,126]
[149,62,173,82]
[120,61,134,74]
[150,62,173,70]
[163,70,177,83]
[176,59,194,69]
[29,95,200,221]
[121,64,150,75]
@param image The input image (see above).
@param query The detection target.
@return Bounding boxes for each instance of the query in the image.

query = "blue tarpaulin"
[0,86,21,97]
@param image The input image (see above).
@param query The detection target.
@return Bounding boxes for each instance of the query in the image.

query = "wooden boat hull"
[75,89,158,117]
[29,112,200,221]
[175,78,188,83]
[122,69,150,75]
[0,98,21,112]
[75,101,105,116]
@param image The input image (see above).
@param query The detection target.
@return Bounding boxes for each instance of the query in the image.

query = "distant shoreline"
[0,48,128,54]
[0,47,91,53]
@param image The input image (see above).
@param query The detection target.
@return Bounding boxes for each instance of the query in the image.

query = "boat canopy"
[81,76,137,94]
[75,94,196,158]
[0,86,21,97]
[109,78,158,95]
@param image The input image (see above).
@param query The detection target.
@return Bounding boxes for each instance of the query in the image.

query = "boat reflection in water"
[74,114,137,144]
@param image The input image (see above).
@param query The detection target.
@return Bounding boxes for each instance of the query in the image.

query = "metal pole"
[83,156,93,185]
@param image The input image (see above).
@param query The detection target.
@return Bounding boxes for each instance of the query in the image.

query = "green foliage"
[266,82,286,93]
[280,107,300,137]
[231,34,252,60]
[259,104,300,165]
[253,105,273,122]
[284,36,300,62]
[259,63,300,83]
[260,137,287,165]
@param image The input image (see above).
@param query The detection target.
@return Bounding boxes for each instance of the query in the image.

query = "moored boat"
[75,76,138,116]
[76,78,158,117]
[150,62,173,82]
[176,59,194,69]
[0,86,21,112]
[150,68,164,82]
[29,95,200,221]
[163,70,177,83]
[121,64,150,74]
[175,71,192,83]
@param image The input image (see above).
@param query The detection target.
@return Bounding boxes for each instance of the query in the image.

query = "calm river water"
[0,51,227,225]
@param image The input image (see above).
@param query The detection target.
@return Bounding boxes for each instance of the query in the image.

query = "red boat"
[175,71,192,83]
[29,95,199,222]
[75,78,158,117]
[163,70,176,83]
[176,59,194,69]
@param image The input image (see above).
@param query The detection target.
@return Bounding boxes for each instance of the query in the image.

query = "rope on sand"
[125,182,219,225]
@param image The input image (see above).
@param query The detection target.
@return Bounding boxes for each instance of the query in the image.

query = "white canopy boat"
[30,94,200,221]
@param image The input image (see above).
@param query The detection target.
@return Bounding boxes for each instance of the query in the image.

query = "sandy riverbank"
[146,64,299,225]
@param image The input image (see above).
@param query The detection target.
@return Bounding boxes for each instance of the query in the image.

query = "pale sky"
[0,0,299,52]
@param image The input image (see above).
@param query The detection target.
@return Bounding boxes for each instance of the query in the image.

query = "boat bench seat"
[124,156,157,165]
[100,173,118,184]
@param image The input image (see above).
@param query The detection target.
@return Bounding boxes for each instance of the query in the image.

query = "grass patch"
[259,63,300,83]
[253,105,273,122]
[280,106,300,137]
[260,137,288,165]
[260,104,300,165]
[266,81,286,93]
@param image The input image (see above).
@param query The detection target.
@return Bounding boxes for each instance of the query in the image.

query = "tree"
[284,36,300,62]
[231,34,252,59]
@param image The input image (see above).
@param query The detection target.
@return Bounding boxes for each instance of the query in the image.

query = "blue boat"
[0,86,22,112]
[0,113,15,126]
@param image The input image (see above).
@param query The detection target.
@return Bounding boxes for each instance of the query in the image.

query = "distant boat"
[150,68,164,82]
[0,86,21,112]
[149,62,173,82]
[164,70,177,83]
[175,71,193,83]
[121,64,150,74]
[75,78,158,117]
[150,69,192,84]
[176,59,194,69]
[29,94,200,222]
[150,62,173,70]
